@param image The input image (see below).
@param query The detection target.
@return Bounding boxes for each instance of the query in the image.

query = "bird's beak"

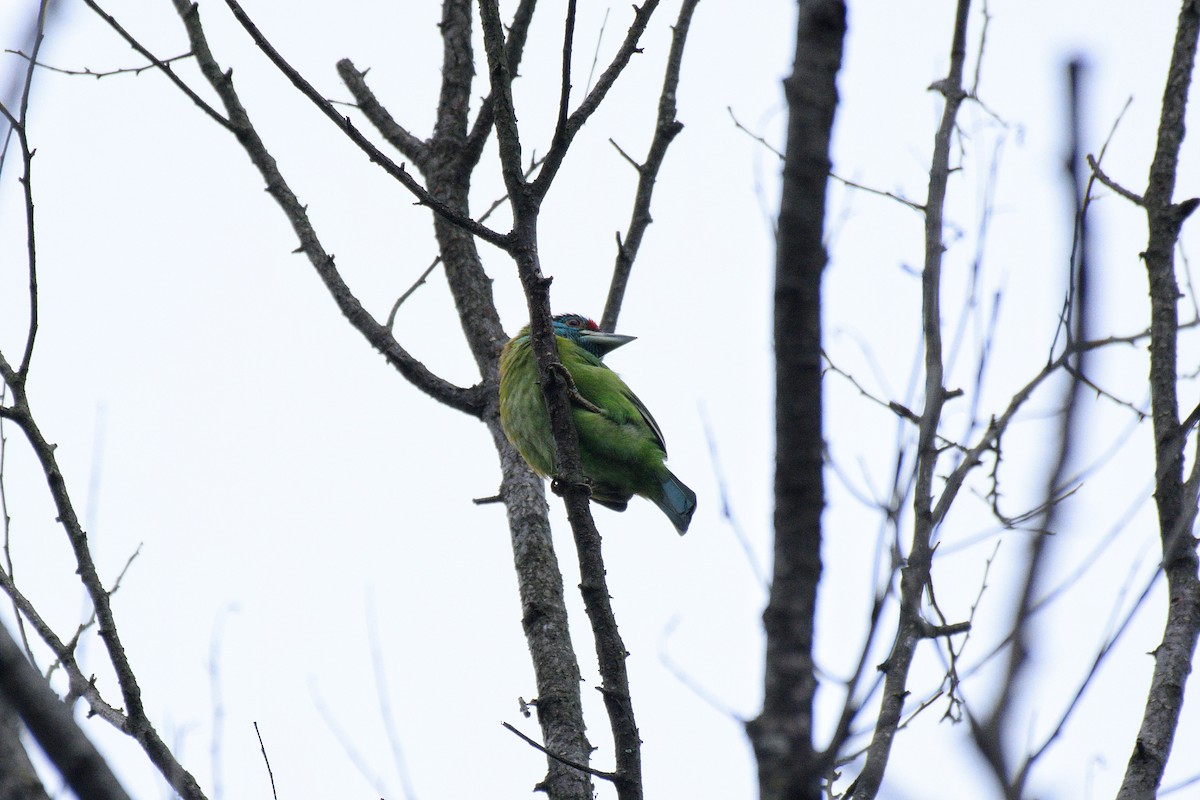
[578,330,636,355]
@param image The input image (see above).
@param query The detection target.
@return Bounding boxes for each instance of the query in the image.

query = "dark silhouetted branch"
[746,1,846,799]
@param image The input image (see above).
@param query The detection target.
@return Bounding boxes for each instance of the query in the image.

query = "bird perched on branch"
[499,313,697,534]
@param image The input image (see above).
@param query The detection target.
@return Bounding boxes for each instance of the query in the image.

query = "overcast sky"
[2,1,1199,798]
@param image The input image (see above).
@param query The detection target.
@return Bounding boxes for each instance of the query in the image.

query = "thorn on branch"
[473,493,504,505]
[927,77,965,101]
[1178,197,1200,221]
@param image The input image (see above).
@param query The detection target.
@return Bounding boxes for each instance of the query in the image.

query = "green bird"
[499,313,697,534]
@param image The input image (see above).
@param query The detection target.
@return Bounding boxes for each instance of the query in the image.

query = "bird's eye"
[567,317,581,328]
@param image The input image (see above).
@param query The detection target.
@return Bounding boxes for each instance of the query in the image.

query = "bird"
[498,313,697,534]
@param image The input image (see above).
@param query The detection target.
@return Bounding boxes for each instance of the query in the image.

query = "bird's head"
[552,313,636,358]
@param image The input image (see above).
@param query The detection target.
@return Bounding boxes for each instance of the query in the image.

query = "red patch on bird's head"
[553,313,600,332]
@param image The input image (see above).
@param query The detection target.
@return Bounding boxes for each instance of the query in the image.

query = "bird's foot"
[548,362,603,414]
[550,477,593,498]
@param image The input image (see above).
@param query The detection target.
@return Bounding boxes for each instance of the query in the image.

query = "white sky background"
[1,1,1199,799]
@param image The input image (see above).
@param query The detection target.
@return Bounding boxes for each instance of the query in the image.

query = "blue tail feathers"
[654,471,697,535]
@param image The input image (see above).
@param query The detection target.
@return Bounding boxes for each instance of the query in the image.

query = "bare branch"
[478,2,648,795]
[253,723,279,800]
[222,0,511,250]
[600,0,698,333]
[476,0,529,208]
[0,623,131,800]
[1086,153,1145,206]
[1118,0,1200,795]
[4,48,193,79]
[501,722,617,782]
[386,153,547,330]
[0,393,206,799]
[463,0,537,170]
[727,105,784,160]
[82,0,232,131]
[849,1,972,796]
[0,558,125,729]
[336,59,429,167]
[829,171,924,213]
[0,0,48,384]
[528,1,662,204]
[748,1,846,799]
[164,0,484,416]
[546,0,578,179]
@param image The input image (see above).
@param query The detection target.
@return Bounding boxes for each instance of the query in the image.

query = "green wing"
[560,340,667,454]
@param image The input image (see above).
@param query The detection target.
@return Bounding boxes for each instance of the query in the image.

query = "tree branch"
[849,1,972,796]
[335,59,429,167]
[600,0,698,333]
[221,0,511,250]
[0,623,131,800]
[463,0,538,171]
[1118,1,1200,796]
[746,1,845,799]
[0,386,206,799]
[165,0,485,417]
[81,0,232,131]
[972,61,1092,799]
[479,1,645,796]
[528,1,661,204]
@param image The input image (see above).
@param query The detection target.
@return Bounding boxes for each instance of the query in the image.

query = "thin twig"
[253,722,279,800]
[386,153,547,330]
[0,556,126,728]
[0,385,35,664]
[82,0,232,130]
[501,722,617,781]
[727,105,783,160]
[4,49,193,78]
[829,172,924,213]
[311,683,390,795]
[1085,154,1145,206]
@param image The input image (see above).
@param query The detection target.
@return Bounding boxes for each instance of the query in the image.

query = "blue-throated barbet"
[498,313,697,534]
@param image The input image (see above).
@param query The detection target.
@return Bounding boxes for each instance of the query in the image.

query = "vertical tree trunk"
[747,2,845,799]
